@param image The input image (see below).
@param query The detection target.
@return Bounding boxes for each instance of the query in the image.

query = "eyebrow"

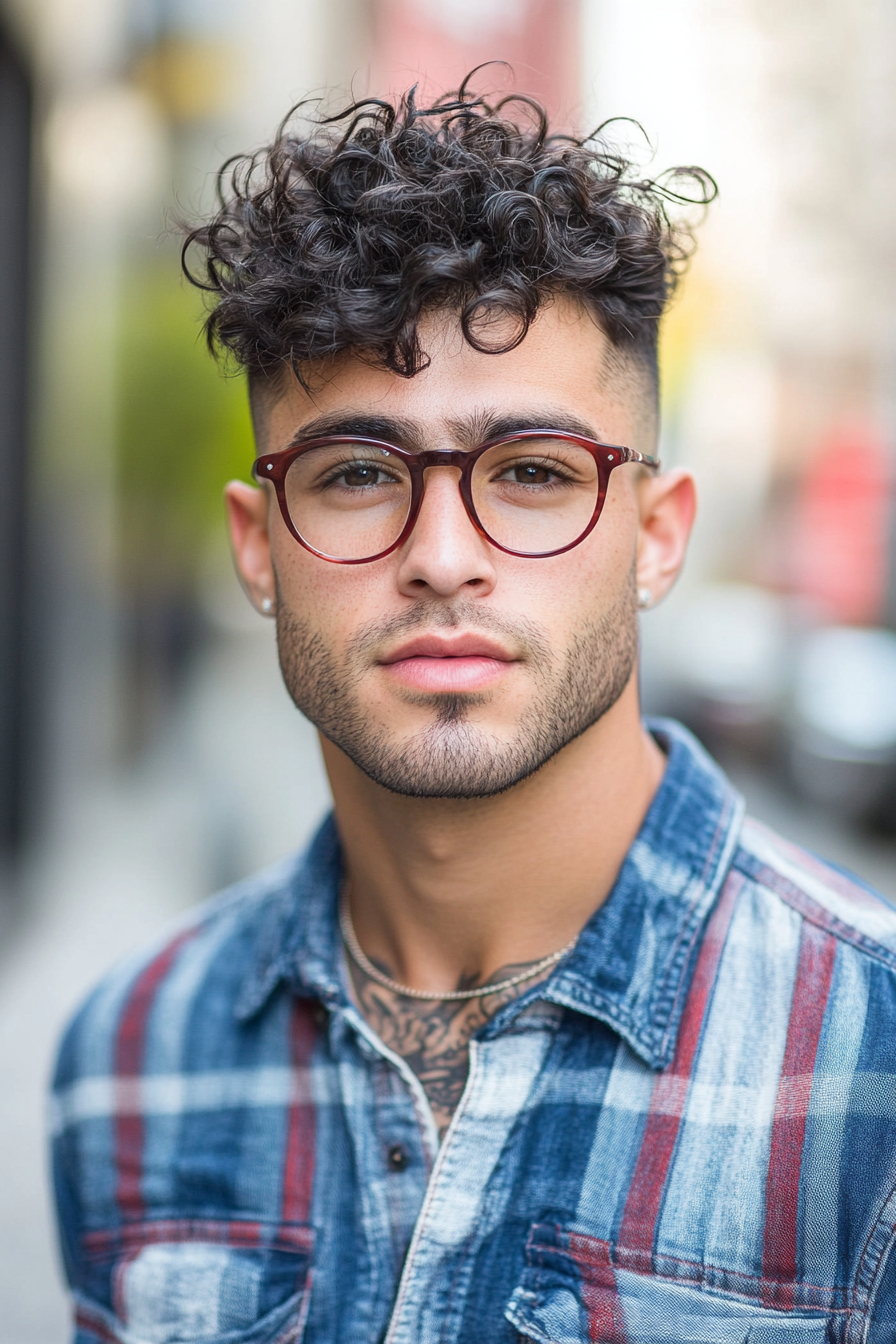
[283,408,614,451]
[449,410,608,445]
[285,414,426,450]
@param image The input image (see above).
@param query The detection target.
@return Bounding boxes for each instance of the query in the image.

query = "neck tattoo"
[339,887,580,1138]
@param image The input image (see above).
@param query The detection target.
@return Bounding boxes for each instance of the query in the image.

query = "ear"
[224,481,276,614]
[634,468,697,606]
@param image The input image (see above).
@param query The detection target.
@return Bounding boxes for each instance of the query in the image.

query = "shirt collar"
[235,718,744,1070]
[532,718,744,1068]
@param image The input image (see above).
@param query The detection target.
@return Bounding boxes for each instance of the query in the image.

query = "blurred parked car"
[788,626,896,826]
[642,582,896,831]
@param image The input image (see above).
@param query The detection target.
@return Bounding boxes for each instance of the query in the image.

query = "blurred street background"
[1,0,896,1337]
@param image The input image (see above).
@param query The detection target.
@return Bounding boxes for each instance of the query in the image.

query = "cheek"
[508,500,638,629]
[271,531,397,632]
[576,482,641,594]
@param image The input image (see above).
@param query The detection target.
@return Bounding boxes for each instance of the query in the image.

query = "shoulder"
[733,814,896,968]
[50,838,320,1106]
[723,814,896,1048]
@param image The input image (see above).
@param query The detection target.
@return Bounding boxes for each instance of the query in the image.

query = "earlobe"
[635,468,697,606]
[224,480,276,614]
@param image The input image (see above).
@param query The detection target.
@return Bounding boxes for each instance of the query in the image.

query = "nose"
[394,466,497,598]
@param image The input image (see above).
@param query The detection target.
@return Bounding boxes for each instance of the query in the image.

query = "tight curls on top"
[182,76,715,392]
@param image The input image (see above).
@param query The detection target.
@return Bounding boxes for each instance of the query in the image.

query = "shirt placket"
[326,1006,439,1342]
[375,1012,561,1344]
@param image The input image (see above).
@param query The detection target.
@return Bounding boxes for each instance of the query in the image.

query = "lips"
[380,633,515,664]
[378,632,518,692]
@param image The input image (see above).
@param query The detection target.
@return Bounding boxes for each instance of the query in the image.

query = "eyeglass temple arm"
[623,448,661,470]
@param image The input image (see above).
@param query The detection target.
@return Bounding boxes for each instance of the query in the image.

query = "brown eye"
[513,464,552,485]
[321,458,402,490]
[494,458,569,487]
[341,464,382,488]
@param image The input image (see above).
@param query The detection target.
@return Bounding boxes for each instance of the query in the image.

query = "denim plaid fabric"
[51,719,896,1344]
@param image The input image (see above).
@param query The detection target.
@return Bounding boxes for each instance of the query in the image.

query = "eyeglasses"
[253,429,660,564]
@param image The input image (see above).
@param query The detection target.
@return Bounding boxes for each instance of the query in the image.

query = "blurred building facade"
[585,0,896,814]
[0,0,369,854]
[0,16,33,871]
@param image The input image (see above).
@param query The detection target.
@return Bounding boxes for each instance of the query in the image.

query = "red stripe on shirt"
[762,923,837,1308]
[114,932,195,1221]
[281,999,318,1225]
[76,1302,125,1344]
[567,1234,628,1343]
[618,870,741,1255]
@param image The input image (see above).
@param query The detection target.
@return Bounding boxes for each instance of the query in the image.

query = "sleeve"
[49,1009,89,1298]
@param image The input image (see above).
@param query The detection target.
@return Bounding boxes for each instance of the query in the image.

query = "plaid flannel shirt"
[51,720,896,1344]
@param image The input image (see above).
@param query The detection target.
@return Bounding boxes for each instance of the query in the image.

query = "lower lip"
[382,656,514,692]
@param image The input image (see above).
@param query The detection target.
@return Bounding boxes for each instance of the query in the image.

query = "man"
[52,86,896,1343]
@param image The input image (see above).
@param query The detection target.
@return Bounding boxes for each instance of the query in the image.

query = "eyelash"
[491,457,578,482]
[320,460,402,486]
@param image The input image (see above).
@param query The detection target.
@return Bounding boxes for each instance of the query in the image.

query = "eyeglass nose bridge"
[414,448,471,470]
[404,448,484,540]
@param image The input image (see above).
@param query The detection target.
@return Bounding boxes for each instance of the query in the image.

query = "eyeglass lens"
[282,436,602,560]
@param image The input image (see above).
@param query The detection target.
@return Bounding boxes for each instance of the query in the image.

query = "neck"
[320,676,665,995]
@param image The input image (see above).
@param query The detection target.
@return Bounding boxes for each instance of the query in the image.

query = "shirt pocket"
[72,1218,314,1344]
[505,1223,842,1344]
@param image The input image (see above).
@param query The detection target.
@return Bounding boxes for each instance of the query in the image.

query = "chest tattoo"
[347,956,551,1139]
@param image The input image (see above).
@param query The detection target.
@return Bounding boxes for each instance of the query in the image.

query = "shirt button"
[387,1144,410,1172]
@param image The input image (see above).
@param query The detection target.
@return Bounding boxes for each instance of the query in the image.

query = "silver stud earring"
[637,587,652,610]
[260,597,274,615]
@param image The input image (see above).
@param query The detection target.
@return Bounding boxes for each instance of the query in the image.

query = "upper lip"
[379,633,518,664]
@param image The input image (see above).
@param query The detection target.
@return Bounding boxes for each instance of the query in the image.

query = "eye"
[508,463,553,485]
[326,460,397,489]
[494,457,572,487]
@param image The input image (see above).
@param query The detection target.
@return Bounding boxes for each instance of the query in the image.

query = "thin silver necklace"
[338,891,579,1002]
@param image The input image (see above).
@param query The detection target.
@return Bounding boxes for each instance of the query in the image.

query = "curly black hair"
[182,78,715,393]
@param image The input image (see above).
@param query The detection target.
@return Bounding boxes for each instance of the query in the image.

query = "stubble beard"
[276,576,639,799]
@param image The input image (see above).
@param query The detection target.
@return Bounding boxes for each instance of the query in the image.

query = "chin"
[339,714,592,800]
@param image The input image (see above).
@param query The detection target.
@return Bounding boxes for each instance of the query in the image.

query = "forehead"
[260,298,640,449]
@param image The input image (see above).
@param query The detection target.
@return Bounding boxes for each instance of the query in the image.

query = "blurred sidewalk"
[1,623,894,1342]
[0,617,331,1344]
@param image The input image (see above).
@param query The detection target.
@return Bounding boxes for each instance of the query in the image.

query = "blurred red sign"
[369,0,581,123]
[790,431,893,625]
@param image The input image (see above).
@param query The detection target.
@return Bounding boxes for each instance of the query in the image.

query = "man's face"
[245,299,659,798]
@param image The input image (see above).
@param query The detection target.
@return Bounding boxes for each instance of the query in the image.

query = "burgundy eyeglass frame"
[253,429,660,564]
